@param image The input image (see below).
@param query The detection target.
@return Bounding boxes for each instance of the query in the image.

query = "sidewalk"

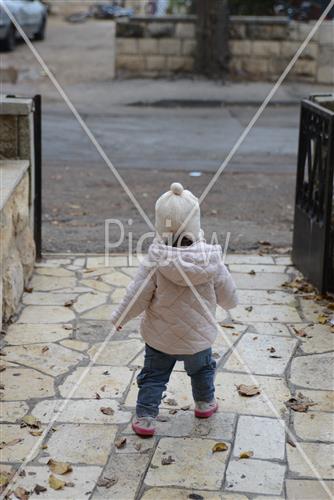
[1,253,333,499]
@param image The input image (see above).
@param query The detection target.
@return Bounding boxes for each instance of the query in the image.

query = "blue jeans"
[136,344,216,418]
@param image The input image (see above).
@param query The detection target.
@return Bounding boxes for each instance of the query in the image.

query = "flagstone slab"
[122,267,138,278]
[88,340,143,366]
[35,267,75,277]
[32,399,131,425]
[40,423,117,465]
[9,465,102,500]
[287,442,334,479]
[224,333,297,375]
[290,353,334,390]
[299,298,325,322]
[1,401,29,422]
[59,366,133,399]
[114,434,156,454]
[1,424,43,462]
[296,324,334,354]
[297,389,334,412]
[229,264,286,274]
[4,324,70,345]
[81,304,115,321]
[92,454,149,499]
[29,275,77,291]
[293,412,334,442]
[60,339,89,351]
[73,292,108,313]
[22,292,79,306]
[17,306,75,324]
[230,304,301,323]
[4,343,84,377]
[87,255,128,268]
[215,372,290,417]
[81,279,112,293]
[35,259,71,267]
[232,273,288,290]
[254,322,292,337]
[237,289,296,306]
[3,368,54,400]
[225,255,275,265]
[145,437,228,490]
[111,288,126,303]
[225,459,285,495]
[275,256,293,265]
[286,479,334,499]
[233,416,285,460]
[102,271,132,287]
[142,489,247,500]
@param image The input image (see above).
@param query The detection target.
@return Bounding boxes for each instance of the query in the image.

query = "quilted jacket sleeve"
[214,261,238,310]
[110,263,156,327]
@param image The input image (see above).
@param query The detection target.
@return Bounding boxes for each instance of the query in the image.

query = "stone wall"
[116,15,333,83]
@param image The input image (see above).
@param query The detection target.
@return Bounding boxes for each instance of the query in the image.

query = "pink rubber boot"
[132,415,156,436]
[194,399,218,418]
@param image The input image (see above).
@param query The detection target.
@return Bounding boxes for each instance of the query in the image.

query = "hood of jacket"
[147,239,223,287]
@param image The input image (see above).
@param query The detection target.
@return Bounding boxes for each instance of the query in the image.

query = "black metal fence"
[33,94,42,260]
[292,94,334,293]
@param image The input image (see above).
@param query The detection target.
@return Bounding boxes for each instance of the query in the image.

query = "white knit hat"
[155,182,201,242]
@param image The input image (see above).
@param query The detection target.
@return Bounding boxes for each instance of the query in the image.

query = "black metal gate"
[292,95,334,293]
[33,94,42,260]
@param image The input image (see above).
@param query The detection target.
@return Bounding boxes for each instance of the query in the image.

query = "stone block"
[318,21,334,45]
[145,55,166,71]
[147,21,174,38]
[158,38,182,56]
[252,40,280,57]
[242,58,269,77]
[138,38,159,54]
[0,115,18,159]
[16,226,35,283]
[229,57,244,77]
[175,22,195,39]
[13,172,30,233]
[247,23,288,41]
[318,44,334,66]
[116,37,138,55]
[17,115,31,159]
[116,55,146,73]
[2,249,24,321]
[292,59,317,78]
[116,21,144,38]
[230,40,251,56]
[166,56,194,72]
[229,21,246,39]
[182,39,196,56]
[317,65,334,84]
[281,40,318,59]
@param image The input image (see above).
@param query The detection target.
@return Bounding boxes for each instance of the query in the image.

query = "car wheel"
[34,16,46,41]
[0,23,16,51]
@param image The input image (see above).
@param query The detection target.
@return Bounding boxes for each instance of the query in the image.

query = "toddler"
[111,182,238,436]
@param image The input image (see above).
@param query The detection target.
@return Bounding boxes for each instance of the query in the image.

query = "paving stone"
[275,256,292,265]
[142,489,247,500]
[215,372,290,417]
[225,459,285,495]
[297,389,334,412]
[213,325,248,362]
[114,434,155,454]
[92,454,149,499]
[290,353,334,390]
[3,367,54,400]
[122,266,138,278]
[60,339,89,351]
[40,423,117,465]
[81,304,115,320]
[232,273,288,290]
[1,401,29,422]
[294,412,334,442]
[299,298,325,322]
[4,324,70,345]
[287,442,334,479]
[102,271,132,287]
[229,264,286,274]
[254,322,292,337]
[1,424,43,462]
[4,343,84,376]
[29,275,77,291]
[59,366,133,399]
[32,399,131,425]
[73,292,108,313]
[225,255,274,265]
[145,437,228,489]
[286,479,334,499]
[22,292,79,306]
[88,340,143,366]
[224,333,297,375]
[111,287,126,303]
[9,465,102,500]
[237,289,296,305]
[87,255,128,268]
[17,305,75,324]
[296,324,334,354]
[35,258,71,267]
[73,257,85,267]
[35,267,75,277]
[233,416,285,460]
[230,304,301,323]
[81,279,112,293]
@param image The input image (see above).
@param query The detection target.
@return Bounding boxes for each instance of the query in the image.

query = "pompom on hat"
[155,182,201,242]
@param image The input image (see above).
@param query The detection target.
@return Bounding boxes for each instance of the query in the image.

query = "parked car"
[0,0,47,51]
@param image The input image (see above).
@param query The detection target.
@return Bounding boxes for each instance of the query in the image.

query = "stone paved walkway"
[1,254,334,499]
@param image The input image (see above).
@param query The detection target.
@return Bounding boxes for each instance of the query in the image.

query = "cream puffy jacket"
[111,240,238,355]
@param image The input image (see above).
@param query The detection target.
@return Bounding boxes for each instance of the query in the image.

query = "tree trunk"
[195,0,230,78]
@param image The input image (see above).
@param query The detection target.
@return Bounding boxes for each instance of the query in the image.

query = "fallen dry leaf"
[0,365,6,372]
[64,481,75,487]
[13,486,30,500]
[49,474,65,490]
[318,314,328,325]
[114,437,126,449]
[100,385,106,392]
[161,455,175,465]
[156,415,169,422]
[21,415,41,429]
[165,398,178,406]
[24,286,33,293]
[41,346,49,354]
[95,393,101,400]
[258,240,271,246]
[285,393,317,412]
[239,450,254,459]
[0,438,24,449]
[168,409,177,415]
[220,324,235,329]
[293,327,308,338]
[47,459,72,475]
[64,299,76,307]
[100,407,114,416]
[29,430,43,437]
[245,306,253,312]
[267,347,276,353]
[0,471,12,488]
[212,442,228,453]
[180,405,190,411]
[248,270,256,275]
[237,384,261,397]
[33,484,47,494]
[287,438,296,448]
[62,324,72,330]
[134,442,142,451]
[97,476,118,488]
